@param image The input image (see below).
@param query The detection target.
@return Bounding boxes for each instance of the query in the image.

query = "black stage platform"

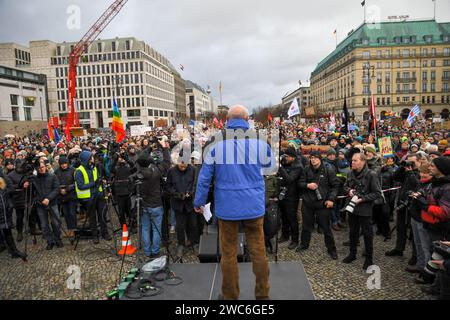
[121,262,315,300]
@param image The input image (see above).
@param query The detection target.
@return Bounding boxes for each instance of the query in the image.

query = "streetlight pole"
[363,63,376,137]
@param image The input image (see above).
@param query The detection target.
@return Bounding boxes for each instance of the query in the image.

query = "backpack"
[264,200,281,238]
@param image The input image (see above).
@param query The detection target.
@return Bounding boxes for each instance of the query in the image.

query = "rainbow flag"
[111,98,125,143]
[48,120,54,141]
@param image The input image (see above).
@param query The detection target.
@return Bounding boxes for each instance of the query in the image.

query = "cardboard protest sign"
[378,136,394,158]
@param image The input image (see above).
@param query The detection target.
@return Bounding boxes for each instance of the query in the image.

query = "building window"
[97,43,102,53]
[24,97,35,106]
[431,83,436,92]
[112,42,116,52]
[10,94,18,105]
[148,109,153,116]
[126,40,131,51]
[11,107,19,121]
[24,108,32,121]
[127,109,140,117]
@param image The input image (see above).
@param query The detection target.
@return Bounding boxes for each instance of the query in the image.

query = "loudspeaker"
[198,233,246,263]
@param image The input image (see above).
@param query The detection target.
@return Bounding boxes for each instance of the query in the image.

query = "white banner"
[130,125,147,136]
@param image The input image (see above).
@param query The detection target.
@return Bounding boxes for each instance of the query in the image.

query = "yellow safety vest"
[75,166,103,199]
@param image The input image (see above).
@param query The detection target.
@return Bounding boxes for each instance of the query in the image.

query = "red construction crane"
[65,0,128,140]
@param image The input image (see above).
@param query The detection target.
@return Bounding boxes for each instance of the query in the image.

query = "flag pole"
[433,0,436,20]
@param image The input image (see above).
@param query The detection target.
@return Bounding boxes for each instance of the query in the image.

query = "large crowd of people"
[0,114,449,300]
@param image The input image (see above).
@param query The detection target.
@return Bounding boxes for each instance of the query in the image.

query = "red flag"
[47,120,54,141]
[219,119,224,128]
[268,113,273,122]
[213,116,219,128]
[370,96,377,130]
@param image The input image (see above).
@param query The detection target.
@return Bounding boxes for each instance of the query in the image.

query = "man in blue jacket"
[194,105,275,300]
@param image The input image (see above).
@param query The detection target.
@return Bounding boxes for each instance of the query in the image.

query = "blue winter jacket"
[193,119,275,221]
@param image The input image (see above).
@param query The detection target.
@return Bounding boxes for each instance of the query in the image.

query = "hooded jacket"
[193,118,275,221]
[74,150,99,200]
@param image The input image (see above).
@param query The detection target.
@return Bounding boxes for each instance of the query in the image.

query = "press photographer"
[132,139,170,259]
[110,149,135,226]
[277,147,303,250]
[297,151,339,260]
[166,160,198,258]
[343,152,382,270]
[32,159,62,250]
[386,153,421,260]
[54,156,77,238]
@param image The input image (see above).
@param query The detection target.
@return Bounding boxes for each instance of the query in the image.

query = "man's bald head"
[228,105,249,120]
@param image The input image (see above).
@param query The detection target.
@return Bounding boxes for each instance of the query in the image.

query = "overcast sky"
[1,0,450,111]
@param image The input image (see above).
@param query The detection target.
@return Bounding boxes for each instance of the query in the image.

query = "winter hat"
[365,145,377,155]
[410,144,419,150]
[432,157,450,176]
[284,147,297,158]
[4,159,14,166]
[327,148,337,156]
[310,151,322,160]
[338,149,347,155]
[58,156,69,165]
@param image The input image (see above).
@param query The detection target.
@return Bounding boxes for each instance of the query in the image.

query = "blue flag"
[53,128,61,144]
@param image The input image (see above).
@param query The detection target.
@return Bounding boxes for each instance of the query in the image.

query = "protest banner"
[130,125,146,137]
[378,136,394,158]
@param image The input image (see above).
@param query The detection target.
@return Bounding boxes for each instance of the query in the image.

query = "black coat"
[298,162,340,208]
[344,166,382,217]
[31,172,60,207]
[278,158,302,203]
[54,167,76,202]
[7,170,26,209]
[110,162,133,197]
[393,167,420,202]
[135,149,170,208]
[0,174,14,230]
[166,165,195,213]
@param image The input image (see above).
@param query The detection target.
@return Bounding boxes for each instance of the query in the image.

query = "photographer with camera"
[133,139,170,259]
[297,151,339,260]
[32,160,63,250]
[75,150,111,244]
[385,153,421,262]
[166,160,198,258]
[277,147,303,250]
[54,156,77,238]
[342,152,382,270]
[110,150,135,227]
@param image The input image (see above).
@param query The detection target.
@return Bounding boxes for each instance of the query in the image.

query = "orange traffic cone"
[118,224,137,255]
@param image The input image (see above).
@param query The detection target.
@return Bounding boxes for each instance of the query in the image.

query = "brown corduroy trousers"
[218,217,270,300]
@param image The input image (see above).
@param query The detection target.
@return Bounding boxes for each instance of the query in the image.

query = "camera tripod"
[117,175,181,288]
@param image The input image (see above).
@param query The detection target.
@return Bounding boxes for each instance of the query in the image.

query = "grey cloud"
[1,0,449,111]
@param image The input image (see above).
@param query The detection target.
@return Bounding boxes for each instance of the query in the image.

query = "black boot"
[11,250,27,262]
[363,257,373,270]
[342,254,357,264]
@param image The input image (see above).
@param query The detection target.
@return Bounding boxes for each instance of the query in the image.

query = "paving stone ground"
[0,208,432,300]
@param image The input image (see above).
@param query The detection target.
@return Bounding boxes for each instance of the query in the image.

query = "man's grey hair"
[228,105,249,120]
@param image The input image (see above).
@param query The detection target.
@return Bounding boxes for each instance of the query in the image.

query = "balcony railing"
[396,78,417,83]
[396,89,417,94]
